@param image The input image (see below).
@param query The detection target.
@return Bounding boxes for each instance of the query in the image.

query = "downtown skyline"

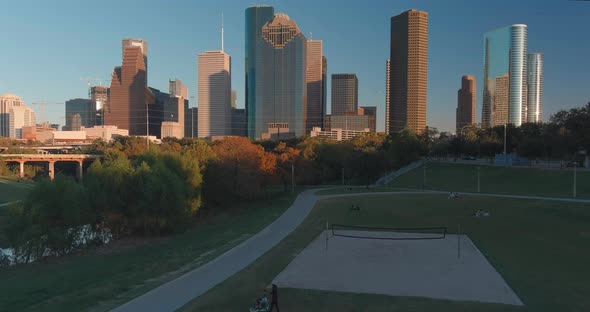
[1,0,589,133]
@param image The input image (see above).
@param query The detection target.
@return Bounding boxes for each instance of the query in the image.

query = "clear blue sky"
[1,0,588,132]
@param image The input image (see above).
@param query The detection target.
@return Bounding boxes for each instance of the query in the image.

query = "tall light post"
[503,124,507,156]
[573,162,577,198]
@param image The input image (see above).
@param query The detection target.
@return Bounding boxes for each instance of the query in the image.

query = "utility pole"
[423,164,426,190]
[503,124,507,155]
[342,167,345,185]
[291,163,295,193]
[146,102,150,148]
[573,163,577,198]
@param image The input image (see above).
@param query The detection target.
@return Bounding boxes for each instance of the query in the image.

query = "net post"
[457,224,461,259]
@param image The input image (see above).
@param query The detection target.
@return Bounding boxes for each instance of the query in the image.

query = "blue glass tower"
[245,6,275,139]
[482,24,527,128]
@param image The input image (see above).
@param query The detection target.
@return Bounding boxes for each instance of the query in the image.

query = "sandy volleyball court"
[273,230,523,306]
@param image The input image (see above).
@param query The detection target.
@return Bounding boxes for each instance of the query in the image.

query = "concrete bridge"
[0,154,101,180]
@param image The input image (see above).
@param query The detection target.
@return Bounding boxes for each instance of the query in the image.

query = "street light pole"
[503,124,507,156]
[573,163,577,198]
[292,163,295,193]
[423,164,426,190]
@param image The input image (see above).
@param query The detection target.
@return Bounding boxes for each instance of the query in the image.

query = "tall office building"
[385,59,391,133]
[331,74,358,116]
[64,113,82,131]
[245,5,275,139]
[359,106,377,133]
[65,98,92,130]
[169,79,188,99]
[250,12,308,139]
[0,94,36,138]
[482,24,527,128]
[527,53,543,123]
[160,80,187,139]
[185,107,198,138]
[456,75,476,134]
[322,56,327,126]
[306,39,324,133]
[198,50,231,138]
[146,87,166,138]
[106,39,148,135]
[388,9,429,133]
[122,38,147,75]
[90,86,109,126]
[231,108,247,136]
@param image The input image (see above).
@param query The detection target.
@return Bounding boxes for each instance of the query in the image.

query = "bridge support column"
[76,161,83,181]
[48,161,55,180]
[19,161,25,178]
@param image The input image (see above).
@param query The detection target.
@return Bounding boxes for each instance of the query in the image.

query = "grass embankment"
[0,188,303,312]
[0,177,32,204]
[390,162,590,198]
[0,178,33,247]
[183,193,590,312]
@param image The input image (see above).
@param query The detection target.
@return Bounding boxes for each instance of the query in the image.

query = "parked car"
[462,156,476,160]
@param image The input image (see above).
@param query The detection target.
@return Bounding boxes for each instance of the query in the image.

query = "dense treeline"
[434,102,590,160]
[2,130,426,263]
[2,102,588,263]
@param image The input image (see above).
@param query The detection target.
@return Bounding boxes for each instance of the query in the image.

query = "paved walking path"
[111,188,590,312]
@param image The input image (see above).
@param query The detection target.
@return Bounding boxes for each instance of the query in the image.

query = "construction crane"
[31,101,62,125]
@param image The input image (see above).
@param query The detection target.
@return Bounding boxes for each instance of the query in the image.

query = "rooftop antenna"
[221,12,224,52]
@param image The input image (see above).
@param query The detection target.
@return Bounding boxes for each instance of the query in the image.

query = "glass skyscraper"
[245,6,275,139]
[246,7,308,140]
[527,53,543,123]
[482,24,527,128]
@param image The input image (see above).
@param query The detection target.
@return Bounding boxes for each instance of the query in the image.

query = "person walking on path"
[270,284,280,312]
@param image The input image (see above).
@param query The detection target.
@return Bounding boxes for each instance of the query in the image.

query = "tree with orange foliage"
[272,142,301,192]
[203,137,267,205]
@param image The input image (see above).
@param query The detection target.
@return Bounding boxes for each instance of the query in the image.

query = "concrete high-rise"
[385,59,391,133]
[527,53,543,123]
[250,12,307,139]
[482,25,527,128]
[331,74,358,116]
[388,9,429,133]
[106,39,148,135]
[169,79,188,99]
[0,94,36,138]
[456,75,476,134]
[245,5,275,139]
[198,50,231,138]
[306,39,324,133]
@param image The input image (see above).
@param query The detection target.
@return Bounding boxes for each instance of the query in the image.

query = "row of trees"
[3,102,587,263]
[430,102,590,160]
[2,131,427,264]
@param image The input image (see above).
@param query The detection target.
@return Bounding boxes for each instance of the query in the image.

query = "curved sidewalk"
[111,189,589,312]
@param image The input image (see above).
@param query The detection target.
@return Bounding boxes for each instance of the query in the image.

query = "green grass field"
[0,189,302,312]
[390,162,590,199]
[182,193,590,312]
